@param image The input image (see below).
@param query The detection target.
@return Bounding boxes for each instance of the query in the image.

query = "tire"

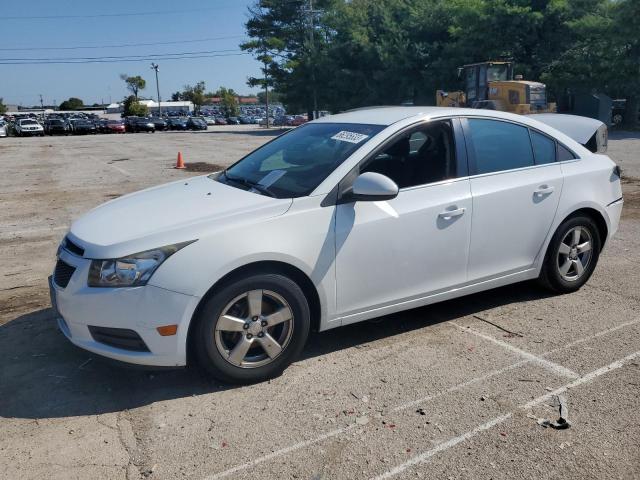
[538,215,601,293]
[193,273,310,384]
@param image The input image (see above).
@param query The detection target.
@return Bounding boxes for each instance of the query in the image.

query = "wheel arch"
[186,260,322,366]
[562,207,609,247]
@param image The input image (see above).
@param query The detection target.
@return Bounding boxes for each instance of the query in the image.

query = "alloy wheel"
[214,289,294,368]
[557,226,593,282]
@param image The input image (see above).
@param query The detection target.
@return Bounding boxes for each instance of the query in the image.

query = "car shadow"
[0,282,552,420]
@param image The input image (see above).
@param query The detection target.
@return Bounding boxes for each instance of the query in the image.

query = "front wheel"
[193,273,310,384]
[538,215,601,293]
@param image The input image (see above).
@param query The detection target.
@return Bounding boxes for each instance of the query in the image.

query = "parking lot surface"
[1,128,639,480]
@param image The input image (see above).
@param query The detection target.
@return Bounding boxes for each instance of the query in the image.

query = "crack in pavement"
[116,410,143,480]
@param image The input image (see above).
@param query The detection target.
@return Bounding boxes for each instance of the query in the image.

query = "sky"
[0,0,262,107]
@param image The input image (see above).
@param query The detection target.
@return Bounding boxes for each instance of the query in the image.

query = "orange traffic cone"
[175,151,186,169]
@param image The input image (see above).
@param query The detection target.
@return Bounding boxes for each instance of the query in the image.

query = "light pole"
[150,63,161,117]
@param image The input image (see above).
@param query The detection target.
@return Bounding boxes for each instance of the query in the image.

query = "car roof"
[310,106,550,126]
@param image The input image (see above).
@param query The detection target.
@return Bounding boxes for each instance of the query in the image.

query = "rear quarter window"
[557,143,577,161]
[530,130,556,165]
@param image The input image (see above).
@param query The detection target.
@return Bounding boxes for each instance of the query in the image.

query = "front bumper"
[49,248,200,366]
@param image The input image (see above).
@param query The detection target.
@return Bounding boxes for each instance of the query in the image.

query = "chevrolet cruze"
[50,107,623,383]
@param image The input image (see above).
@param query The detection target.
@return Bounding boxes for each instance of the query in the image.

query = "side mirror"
[348,172,399,202]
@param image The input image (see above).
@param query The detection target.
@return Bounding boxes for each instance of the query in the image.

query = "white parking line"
[203,319,640,479]
[0,225,68,240]
[452,323,581,379]
[204,425,357,480]
[109,163,131,176]
[372,350,640,480]
[395,317,640,412]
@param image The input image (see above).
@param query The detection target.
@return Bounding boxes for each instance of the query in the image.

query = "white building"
[105,100,193,115]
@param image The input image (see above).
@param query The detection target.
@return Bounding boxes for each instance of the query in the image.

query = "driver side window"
[361,120,457,189]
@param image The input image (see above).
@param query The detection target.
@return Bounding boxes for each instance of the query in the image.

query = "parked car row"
[1,111,308,138]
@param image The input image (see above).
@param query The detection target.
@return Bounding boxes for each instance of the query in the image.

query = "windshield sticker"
[331,131,370,144]
[258,170,286,187]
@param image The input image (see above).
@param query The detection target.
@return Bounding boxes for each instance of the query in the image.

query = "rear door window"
[467,119,534,174]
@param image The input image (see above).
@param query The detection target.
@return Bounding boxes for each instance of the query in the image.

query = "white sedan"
[50,107,623,383]
[14,118,45,136]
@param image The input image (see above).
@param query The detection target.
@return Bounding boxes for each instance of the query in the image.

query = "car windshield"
[108,120,122,125]
[216,122,385,198]
[22,119,37,125]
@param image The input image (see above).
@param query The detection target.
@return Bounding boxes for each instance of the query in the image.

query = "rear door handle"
[534,185,555,196]
[438,207,465,219]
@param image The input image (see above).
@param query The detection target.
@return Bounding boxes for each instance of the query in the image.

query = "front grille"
[63,237,85,257]
[88,326,150,352]
[53,259,76,288]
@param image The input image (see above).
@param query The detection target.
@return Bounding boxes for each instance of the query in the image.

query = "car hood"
[69,175,292,259]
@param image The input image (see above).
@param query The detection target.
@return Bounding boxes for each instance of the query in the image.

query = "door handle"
[534,185,555,196]
[438,207,465,219]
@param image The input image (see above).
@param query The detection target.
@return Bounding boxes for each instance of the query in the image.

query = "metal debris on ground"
[472,314,524,338]
[535,395,571,429]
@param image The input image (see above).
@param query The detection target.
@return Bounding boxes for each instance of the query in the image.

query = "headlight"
[88,241,194,287]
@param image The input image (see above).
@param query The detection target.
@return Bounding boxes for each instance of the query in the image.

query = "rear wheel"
[538,215,601,293]
[193,273,310,384]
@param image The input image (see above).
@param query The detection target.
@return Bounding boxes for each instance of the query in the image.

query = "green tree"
[181,81,206,113]
[544,0,639,128]
[241,0,338,116]
[0,98,7,115]
[257,91,281,104]
[214,87,240,118]
[120,74,146,101]
[171,91,184,101]
[123,95,149,117]
[242,0,611,110]
[58,97,84,110]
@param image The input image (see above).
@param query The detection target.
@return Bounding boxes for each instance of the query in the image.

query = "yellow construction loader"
[436,61,556,114]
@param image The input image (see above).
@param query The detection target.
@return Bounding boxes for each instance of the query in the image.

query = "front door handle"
[438,207,466,219]
[534,185,555,196]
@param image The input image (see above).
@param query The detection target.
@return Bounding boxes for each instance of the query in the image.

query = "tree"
[544,0,639,128]
[0,98,6,115]
[122,95,149,117]
[241,0,622,114]
[120,74,146,101]
[181,81,206,113]
[171,91,184,101]
[58,97,84,110]
[241,0,338,116]
[257,91,281,105]
[214,87,239,118]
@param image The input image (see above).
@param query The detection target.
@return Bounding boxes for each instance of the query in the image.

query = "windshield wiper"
[223,171,276,198]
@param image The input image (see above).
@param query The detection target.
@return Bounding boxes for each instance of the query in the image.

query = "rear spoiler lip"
[531,113,607,153]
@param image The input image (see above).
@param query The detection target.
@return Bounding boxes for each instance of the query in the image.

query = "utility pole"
[264,60,269,128]
[150,63,161,117]
[304,0,321,119]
